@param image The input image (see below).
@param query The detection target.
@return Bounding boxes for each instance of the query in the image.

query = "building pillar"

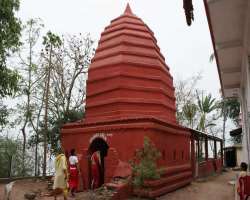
[220,140,223,166]
[197,139,200,162]
[246,57,250,165]
[190,134,195,178]
[214,140,217,159]
[205,136,208,161]
[241,88,250,165]
[240,54,250,166]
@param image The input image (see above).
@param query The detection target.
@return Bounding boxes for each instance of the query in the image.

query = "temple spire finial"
[124,3,133,15]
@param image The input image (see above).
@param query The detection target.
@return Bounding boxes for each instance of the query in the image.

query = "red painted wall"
[61,119,191,189]
[198,158,223,177]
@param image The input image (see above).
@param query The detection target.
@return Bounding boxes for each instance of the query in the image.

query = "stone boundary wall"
[0,176,52,184]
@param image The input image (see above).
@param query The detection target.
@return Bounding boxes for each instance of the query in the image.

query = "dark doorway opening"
[224,147,236,167]
[88,138,109,188]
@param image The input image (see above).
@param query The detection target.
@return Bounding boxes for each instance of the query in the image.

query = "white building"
[203,0,250,164]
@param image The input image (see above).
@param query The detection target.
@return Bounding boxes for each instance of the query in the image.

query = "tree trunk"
[43,68,51,177]
[38,155,41,176]
[43,46,52,177]
[33,88,46,176]
[35,132,39,176]
[21,38,32,176]
[21,128,26,176]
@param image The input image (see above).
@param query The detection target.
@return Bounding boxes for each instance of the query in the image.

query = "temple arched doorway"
[88,137,109,189]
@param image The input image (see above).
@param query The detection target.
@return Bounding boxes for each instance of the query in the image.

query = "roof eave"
[203,0,224,97]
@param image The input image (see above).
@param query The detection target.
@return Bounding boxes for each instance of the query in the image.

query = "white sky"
[18,0,221,98]
[11,0,238,148]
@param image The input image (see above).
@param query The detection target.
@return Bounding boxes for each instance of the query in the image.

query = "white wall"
[240,54,250,164]
[236,147,243,166]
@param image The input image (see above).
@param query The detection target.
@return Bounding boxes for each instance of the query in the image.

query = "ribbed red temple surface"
[84,4,177,124]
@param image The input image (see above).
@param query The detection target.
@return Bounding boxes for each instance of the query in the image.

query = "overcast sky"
[18,0,220,97]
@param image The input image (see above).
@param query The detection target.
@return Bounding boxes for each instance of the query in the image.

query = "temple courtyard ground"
[155,170,235,200]
[0,170,236,200]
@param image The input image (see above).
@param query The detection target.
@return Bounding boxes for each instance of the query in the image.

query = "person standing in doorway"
[91,150,101,189]
[68,149,81,197]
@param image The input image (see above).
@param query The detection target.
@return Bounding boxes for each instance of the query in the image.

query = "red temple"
[61,4,193,197]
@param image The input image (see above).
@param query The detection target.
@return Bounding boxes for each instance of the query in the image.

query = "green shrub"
[130,137,162,187]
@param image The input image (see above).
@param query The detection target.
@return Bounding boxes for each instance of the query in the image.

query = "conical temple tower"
[85,4,176,124]
[62,4,192,197]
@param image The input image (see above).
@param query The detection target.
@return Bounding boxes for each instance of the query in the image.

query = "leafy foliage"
[182,102,197,129]
[197,93,217,114]
[219,98,240,127]
[230,134,242,145]
[130,137,162,187]
[0,136,33,177]
[183,0,194,26]
[175,73,202,125]
[196,92,218,132]
[14,18,45,175]
[42,31,62,49]
[219,98,241,146]
[175,74,219,133]
[0,0,21,65]
[0,67,20,97]
[0,0,21,97]
[47,109,84,154]
[15,27,93,175]
[0,102,9,128]
[28,109,84,155]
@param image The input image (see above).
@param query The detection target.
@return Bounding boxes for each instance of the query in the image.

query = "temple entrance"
[88,138,109,189]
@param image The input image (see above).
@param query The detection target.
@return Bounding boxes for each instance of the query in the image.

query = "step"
[149,178,192,198]
[106,182,125,190]
[134,178,192,198]
[159,164,192,177]
[143,171,192,188]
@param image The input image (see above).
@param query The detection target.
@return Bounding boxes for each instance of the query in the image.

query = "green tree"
[15,18,44,175]
[0,102,9,129]
[48,109,84,154]
[0,136,18,177]
[175,73,202,124]
[219,98,240,147]
[0,136,33,177]
[41,31,62,177]
[197,92,218,132]
[17,32,94,176]
[182,102,197,129]
[0,0,21,130]
[39,33,93,155]
[0,0,21,97]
